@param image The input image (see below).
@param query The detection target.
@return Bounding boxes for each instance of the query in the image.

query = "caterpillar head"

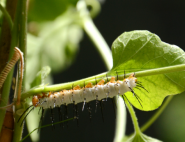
[32,96,39,107]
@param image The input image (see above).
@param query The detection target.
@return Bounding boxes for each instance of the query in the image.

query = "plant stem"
[13,0,28,141]
[77,0,113,69]
[140,96,173,132]
[0,0,19,134]
[0,3,13,30]
[124,96,141,135]
[134,64,185,77]
[113,96,127,142]
[21,63,185,99]
[18,0,27,92]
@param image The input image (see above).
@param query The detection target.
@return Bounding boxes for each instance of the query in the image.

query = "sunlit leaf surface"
[110,31,185,110]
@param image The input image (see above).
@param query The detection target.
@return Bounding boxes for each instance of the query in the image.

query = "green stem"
[18,0,27,90]
[0,70,14,133]
[0,0,19,134]
[13,112,24,142]
[124,96,141,135]
[113,96,127,142]
[140,95,173,132]
[77,0,113,69]
[21,64,185,99]
[0,3,13,30]
[134,64,185,77]
[13,0,28,141]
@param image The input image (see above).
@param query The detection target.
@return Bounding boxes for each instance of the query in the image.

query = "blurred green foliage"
[26,0,83,90]
[28,0,78,22]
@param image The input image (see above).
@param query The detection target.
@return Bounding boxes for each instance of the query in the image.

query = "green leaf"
[30,66,51,88]
[110,30,185,110]
[123,133,162,142]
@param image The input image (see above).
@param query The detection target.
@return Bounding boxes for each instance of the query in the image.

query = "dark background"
[23,0,185,142]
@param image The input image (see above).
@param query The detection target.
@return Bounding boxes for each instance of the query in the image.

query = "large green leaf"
[110,30,185,111]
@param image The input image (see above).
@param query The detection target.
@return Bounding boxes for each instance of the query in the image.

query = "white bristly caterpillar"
[18,73,146,126]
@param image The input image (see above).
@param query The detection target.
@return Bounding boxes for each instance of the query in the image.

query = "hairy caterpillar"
[18,73,147,127]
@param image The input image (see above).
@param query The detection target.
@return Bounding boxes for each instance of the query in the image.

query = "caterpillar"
[18,73,147,127]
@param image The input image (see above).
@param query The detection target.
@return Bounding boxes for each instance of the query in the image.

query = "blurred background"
[23,0,185,142]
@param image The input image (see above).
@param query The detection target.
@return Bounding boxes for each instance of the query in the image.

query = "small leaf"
[110,31,185,110]
[30,66,51,88]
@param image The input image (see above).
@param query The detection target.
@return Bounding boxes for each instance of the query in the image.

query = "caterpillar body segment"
[32,73,138,109]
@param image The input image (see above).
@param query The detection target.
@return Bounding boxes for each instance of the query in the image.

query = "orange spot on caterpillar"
[97,79,105,85]
[32,96,39,107]
[109,77,116,83]
[73,85,81,90]
[48,92,53,97]
[85,82,93,88]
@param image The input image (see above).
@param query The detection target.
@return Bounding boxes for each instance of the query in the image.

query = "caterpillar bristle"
[116,71,118,81]
[20,107,34,127]
[106,74,109,82]
[87,102,92,122]
[100,100,104,122]
[95,77,97,85]
[134,87,141,91]
[95,95,98,113]
[82,98,86,111]
[122,94,130,104]
[50,106,55,130]
[75,104,79,126]
[38,108,44,133]
[133,92,143,108]
[57,106,63,128]
[65,104,68,128]
[136,85,148,93]
[73,101,79,126]
[111,98,116,119]
[17,105,33,123]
